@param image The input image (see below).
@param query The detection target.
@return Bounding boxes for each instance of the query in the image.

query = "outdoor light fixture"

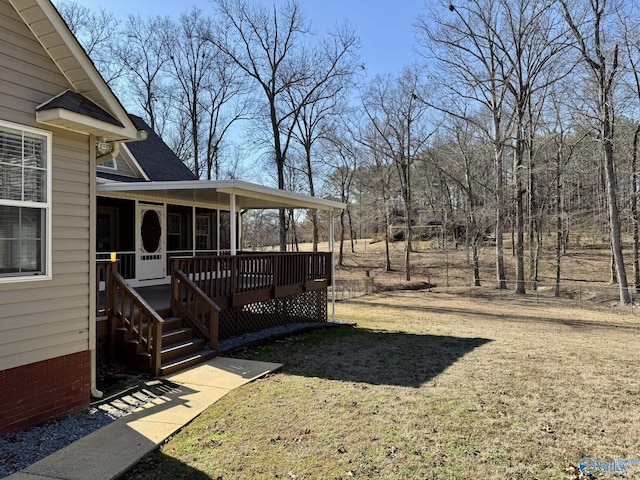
[96,137,111,155]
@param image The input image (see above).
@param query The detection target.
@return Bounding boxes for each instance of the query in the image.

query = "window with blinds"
[0,122,51,280]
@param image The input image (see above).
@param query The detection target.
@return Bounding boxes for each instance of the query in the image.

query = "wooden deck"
[96,252,332,376]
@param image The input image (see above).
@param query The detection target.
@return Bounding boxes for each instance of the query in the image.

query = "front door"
[137,203,165,281]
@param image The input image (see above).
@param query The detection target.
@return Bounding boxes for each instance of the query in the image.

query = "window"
[98,157,117,169]
[196,214,211,250]
[0,121,51,281]
[167,212,181,251]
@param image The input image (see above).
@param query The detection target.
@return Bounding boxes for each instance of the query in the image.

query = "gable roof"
[125,115,197,182]
[9,0,141,141]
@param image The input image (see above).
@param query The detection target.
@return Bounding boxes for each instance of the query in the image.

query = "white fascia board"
[36,108,135,141]
[119,144,151,181]
[97,180,346,211]
[215,180,346,211]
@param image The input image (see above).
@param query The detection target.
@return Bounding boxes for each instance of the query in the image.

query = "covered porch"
[95,180,343,376]
[96,179,342,286]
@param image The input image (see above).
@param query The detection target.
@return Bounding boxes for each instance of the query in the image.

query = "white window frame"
[97,157,117,170]
[195,214,211,250]
[0,120,52,283]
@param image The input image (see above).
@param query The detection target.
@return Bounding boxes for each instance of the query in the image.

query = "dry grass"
[122,237,640,479]
[124,289,640,479]
[332,236,640,307]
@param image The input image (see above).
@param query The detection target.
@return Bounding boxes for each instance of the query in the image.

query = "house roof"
[9,0,141,142]
[97,179,346,212]
[37,90,123,127]
[125,116,198,182]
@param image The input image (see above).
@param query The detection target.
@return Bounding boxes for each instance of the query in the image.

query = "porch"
[96,251,332,376]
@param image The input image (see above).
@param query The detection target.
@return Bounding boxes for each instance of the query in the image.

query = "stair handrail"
[171,268,221,353]
[109,271,165,376]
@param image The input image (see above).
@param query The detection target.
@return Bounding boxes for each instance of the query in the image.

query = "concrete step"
[160,349,217,376]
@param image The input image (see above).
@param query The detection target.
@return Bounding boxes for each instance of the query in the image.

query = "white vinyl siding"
[0,0,90,371]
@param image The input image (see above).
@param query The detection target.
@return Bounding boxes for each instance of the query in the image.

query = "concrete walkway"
[7,357,282,480]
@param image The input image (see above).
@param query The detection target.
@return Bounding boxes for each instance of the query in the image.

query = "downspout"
[89,136,103,399]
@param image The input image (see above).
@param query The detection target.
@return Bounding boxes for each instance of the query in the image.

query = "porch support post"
[329,209,336,322]
[192,206,196,257]
[230,193,237,255]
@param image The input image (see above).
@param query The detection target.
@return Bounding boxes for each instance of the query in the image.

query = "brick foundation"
[0,351,91,436]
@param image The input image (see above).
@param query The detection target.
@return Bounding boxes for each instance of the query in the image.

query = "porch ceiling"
[96,179,346,211]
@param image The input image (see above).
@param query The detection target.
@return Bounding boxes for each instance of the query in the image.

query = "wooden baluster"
[152,317,162,376]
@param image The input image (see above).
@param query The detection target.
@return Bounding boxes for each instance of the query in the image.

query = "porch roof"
[96,179,346,212]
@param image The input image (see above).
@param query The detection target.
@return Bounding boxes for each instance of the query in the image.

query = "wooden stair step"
[162,327,194,345]
[161,317,183,330]
[161,338,205,362]
[160,349,217,376]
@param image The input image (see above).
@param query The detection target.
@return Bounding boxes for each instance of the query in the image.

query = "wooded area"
[60,0,640,305]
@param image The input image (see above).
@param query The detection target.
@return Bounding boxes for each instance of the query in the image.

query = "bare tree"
[499,0,571,294]
[286,27,358,251]
[561,0,631,305]
[362,66,435,281]
[56,0,123,85]
[201,55,252,180]
[211,0,359,251]
[419,0,514,289]
[324,128,359,266]
[116,14,173,135]
[622,19,640,292]
[168,8,219,178]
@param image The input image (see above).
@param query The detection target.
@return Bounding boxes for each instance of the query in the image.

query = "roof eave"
[96,180,347,211]
[36,108,141,142]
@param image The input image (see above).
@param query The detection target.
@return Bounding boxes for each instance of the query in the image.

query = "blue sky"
[71,0,426,79]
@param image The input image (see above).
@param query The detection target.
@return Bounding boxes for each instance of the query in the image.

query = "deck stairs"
[115,309,217,376]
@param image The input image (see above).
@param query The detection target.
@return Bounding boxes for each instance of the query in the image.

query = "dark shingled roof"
[37,90,123,128]
[125,115,197,182]
[97,171,142,182]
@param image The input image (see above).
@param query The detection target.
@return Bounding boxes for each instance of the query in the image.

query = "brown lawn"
[123,238,640,479]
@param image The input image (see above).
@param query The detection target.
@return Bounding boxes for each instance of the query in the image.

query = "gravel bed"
[1,406,114,478]
[0,321,348,478]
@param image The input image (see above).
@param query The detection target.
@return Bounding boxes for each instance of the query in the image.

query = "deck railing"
[97,251,135,279]
[171,252,332,306]
[108,271,165,376]
[171,269,220,352]
[96,260,117,316]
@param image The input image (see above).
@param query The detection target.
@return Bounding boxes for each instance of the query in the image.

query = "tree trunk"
[555,150,562,297]
[348,205,356,253]
[384,199,392,272]
[514,137,526,295]
[472,235,481,287]
[495,142,507,289]
[339,209,346,266]
[311,209,319,252]
[404,204,412,281]
[632,123,640,292]
[603,124,631,304]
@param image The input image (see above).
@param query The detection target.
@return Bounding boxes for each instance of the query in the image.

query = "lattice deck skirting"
[219,289,328,340]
